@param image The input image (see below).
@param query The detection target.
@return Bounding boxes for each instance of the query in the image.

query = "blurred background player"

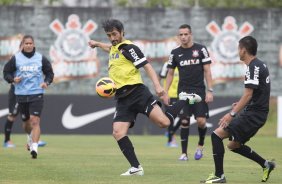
[3,40,47,148]
[3,35,54,158]
[163,24,213,161]
[3,84,47,148]
[159,61,181,147]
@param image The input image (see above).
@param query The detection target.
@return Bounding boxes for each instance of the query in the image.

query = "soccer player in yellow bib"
[88,19,202,176]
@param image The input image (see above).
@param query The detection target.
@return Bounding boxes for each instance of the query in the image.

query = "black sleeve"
[244,63,259,89]
[200,46,211,65]
[118,44,148,69]
[42,55,54,85]
[167,50,177,69]
[3,56,16,83]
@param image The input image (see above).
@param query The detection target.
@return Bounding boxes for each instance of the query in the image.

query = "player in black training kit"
[201,36,275,183]
[164,24,213,161]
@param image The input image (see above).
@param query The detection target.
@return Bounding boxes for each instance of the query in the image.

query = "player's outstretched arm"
[88,40,111,53]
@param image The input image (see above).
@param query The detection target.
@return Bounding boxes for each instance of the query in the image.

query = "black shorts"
[8,86,19,116]
[182,101,209,119]
[166,98,187,118]
[226,110,267,144]
[179,88,209,119]
[17,94,44,121]
[113,84,160,128]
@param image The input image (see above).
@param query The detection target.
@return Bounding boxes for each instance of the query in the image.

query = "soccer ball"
[95,77,116,98]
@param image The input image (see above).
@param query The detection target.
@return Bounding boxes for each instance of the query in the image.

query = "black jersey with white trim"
[244,58,270,112]
[167,43,211,92]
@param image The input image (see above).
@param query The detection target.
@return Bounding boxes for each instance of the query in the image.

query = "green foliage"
[196,0,282,8]
[145,0,173,8]
[0,0,61,5]
[0,0,25,5]
[116,0,129,7]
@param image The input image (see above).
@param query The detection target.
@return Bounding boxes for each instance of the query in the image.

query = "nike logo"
[178,54,183,57]
[189,106,231,128]
[0,108,9,118]
[129,170,141,174]
[62,104,116,129]
[62,104,231,130]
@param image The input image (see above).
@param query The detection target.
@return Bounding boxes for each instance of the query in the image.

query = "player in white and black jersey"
[164,24,214,161]
[201,36,275,183]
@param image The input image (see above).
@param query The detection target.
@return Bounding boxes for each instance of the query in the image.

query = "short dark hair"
[239,36,257,56]
[102,19,124,33]
[179,24,192,33]
[22,35,34,42]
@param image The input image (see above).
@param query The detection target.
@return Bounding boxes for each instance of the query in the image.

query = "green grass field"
[0,134,281,184]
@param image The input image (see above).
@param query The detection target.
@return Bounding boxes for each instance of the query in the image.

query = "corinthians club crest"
[206,16,254,63]
[206,16,254,84]
[49,14,99,82]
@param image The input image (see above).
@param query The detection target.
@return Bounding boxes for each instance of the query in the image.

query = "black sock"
[180,127,189,154]
[231,145,266,168]
[168,118,181,142]
[117,136,140,168]
[198,126,207,146]
[211,132,225,177]
[165,100,186,125]
[4,119,14,143]
[167,126,174,142]
[173,119,181,133]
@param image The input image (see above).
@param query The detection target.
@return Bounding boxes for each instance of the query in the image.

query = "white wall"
[278,96,282,138]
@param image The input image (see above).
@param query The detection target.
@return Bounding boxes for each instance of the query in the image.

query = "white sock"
[27,134,32,146]
[31,143,38,153]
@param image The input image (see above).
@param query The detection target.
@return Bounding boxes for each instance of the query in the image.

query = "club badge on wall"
[206,16,254,84]
[49,14,100,83]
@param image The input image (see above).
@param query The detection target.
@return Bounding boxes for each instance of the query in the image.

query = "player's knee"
[180,117,190,128]
[227,141,241,150]
[112,129,124,140]
[197,118,206,128]
[7,115,16,122]
[21,114,30,122]
[30,116,40,127]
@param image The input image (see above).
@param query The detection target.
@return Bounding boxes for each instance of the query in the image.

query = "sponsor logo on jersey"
[110,53,119,60]
[254,66,260,81]
[180,59,200,66]
[129,48,140,62]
